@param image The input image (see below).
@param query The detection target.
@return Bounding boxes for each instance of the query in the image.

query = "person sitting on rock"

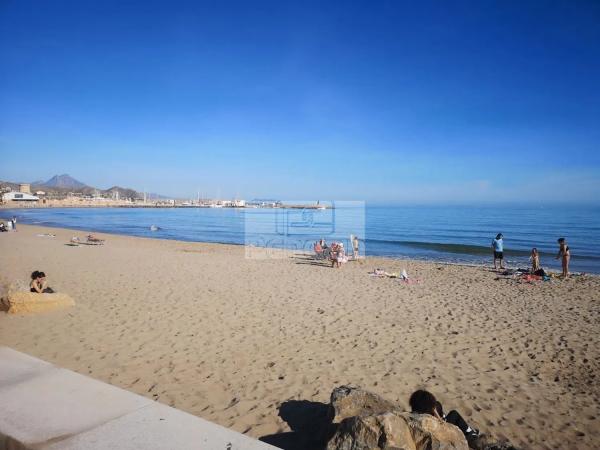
[409,389,479,441]
[30,271,55,293]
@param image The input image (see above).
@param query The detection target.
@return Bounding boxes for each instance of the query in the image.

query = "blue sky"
[1,0,599,203]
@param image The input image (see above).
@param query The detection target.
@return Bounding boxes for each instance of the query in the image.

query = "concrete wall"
[0,347,277,450]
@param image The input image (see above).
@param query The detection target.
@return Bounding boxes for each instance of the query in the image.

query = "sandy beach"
[0,224,598,449]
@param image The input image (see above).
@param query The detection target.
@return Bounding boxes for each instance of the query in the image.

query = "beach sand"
[1,224,598,449]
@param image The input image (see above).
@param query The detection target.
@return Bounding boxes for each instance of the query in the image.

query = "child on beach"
[530,248,540,273]
[556,238,570,277]
[30,271,54,293]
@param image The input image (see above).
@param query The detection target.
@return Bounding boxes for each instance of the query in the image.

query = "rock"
[326,411,468,450]
[468,435,519,450]
[329,385,399,423]
[6,291,75,314]
[404,412,468,450]
[325,386,519,450]
[326,412,416,450]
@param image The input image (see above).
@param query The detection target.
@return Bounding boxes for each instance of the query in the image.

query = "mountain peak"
[43,174,88,189]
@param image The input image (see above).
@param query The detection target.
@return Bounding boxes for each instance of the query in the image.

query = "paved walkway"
[0,347,277,450]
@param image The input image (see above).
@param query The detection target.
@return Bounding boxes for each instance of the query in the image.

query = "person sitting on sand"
[530,248,540,273]
[409,389,479,441]
[30,271,55,293]
[491,233,504,270]
[0,222,6,232]
[556,237,570,277]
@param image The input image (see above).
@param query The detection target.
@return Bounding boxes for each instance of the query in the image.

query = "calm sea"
[2,205,599,273]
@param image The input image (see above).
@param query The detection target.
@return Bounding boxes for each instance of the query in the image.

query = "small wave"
[365,238,600,260]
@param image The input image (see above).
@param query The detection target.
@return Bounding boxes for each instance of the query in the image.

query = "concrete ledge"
[0,347,54,387]
[6,292,75,314]
[0,347,276,450]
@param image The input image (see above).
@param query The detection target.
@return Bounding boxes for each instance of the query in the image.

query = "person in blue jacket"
[491,233,504,270]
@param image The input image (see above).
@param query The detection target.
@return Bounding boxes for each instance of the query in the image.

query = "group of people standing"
[313,236,360,268]
[0,216,17,232]
[491,233,571,277]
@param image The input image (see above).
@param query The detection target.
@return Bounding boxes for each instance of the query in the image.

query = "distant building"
[35,191,46,196]
[19,183,31,194]
[3,191,39,202]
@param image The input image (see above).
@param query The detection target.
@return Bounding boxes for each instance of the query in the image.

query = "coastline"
[2,212,596,275]
[1,223,599,449]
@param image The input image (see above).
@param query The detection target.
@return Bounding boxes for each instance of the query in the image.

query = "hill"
[0,174,157,201]
[42,174,88,189]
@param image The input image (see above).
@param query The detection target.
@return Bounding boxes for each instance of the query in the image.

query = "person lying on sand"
[409,389,479,441]
[87,234,104,243]
[30,271,55,293]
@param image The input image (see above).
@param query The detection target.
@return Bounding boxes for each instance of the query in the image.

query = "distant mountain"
[42,174,88,189]
[1,174,170,200]
[103,186,141,200]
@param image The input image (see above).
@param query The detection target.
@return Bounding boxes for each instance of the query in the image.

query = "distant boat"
[209,204,223,208]
[150,225,160,231]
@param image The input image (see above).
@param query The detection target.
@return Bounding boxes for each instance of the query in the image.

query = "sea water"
[2,205,599,273]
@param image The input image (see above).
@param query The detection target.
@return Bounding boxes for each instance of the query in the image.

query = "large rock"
[6,291,75,314]
[404,412,468,450]
[327,412,416,450]
[326,411,468,450]
[329,385,399,423]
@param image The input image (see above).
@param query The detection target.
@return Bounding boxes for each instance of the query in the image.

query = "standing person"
[11,216,17,231]
[352,235,359,260]
[530,248,540,273]
[556,238,570,277]
[491,233,504,270]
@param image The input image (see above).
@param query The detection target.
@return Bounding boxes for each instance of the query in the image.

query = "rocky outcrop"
[327,411,468,450]
[325,386,518,450]
[329,385,400,423]
[6,291,75,314]
[327,411,416,450]
[405,412,469,450]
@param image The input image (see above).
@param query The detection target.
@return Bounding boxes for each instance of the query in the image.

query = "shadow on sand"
[291,254,331,267]
[259,400,336,450]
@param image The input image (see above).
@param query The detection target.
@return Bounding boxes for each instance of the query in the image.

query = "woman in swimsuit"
[556,238,570,278]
